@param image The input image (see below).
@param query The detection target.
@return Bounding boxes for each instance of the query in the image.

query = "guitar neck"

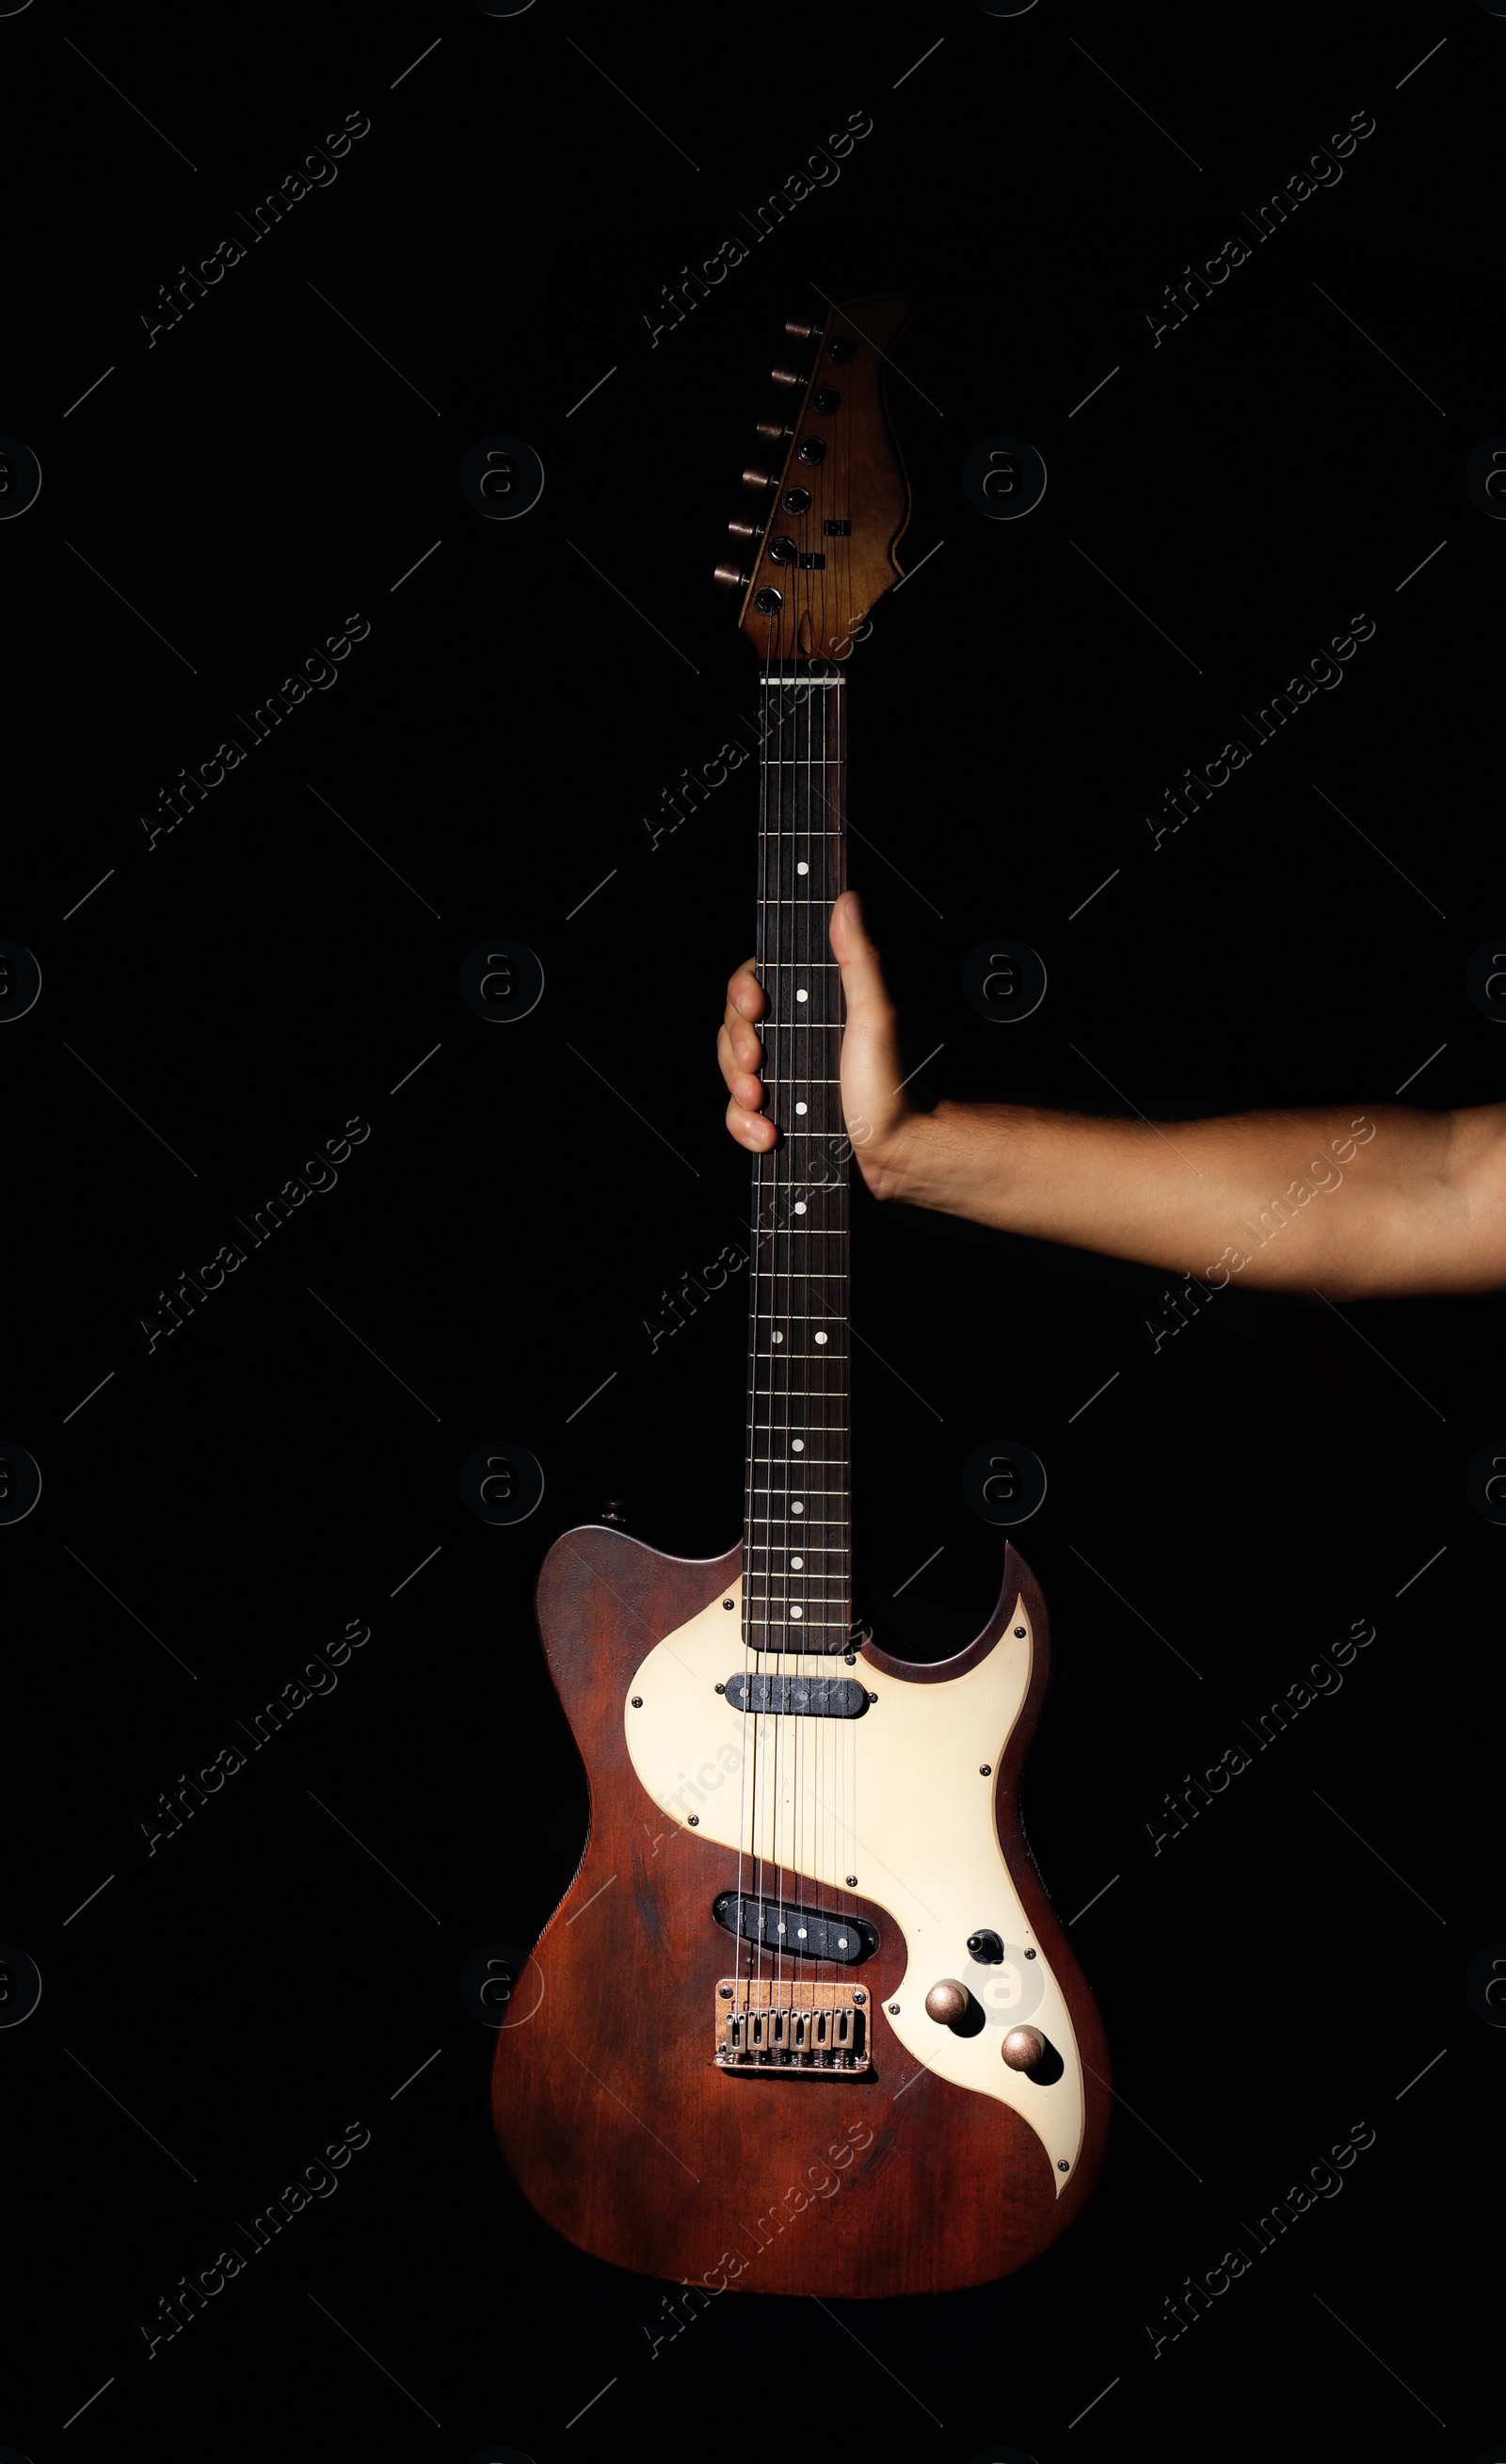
[742,667,852,1660]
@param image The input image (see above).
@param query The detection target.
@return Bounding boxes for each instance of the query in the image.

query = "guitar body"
[491,1523,1111,2296]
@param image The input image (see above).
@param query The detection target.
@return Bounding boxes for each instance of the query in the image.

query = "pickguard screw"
[867,1691,877,1703]
[688,1815,699,1827]
[888,2003,900,2015]
[846,1875,857,1887]
[843,1651,856,1664]
[1014,1626,1026,1637]
[980,1763,992,1776]
[632,1696,643,1708]
[1025,1948,1035,1959]
[724,1599,735,1609]
[1058,2159,1070,2171]
[715,1683,726,1694]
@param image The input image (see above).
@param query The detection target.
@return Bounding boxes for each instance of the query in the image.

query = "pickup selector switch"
[967,1928,1004,1963]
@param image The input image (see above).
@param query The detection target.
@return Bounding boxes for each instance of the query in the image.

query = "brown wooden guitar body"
[490,1525,1111,2295]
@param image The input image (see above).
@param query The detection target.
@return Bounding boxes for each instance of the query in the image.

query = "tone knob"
[713,562,749,591]
[1001,2025,1046,2072]
[967,1929,1003,1964]
[924,1979,969,2027]
[742,465,775,492]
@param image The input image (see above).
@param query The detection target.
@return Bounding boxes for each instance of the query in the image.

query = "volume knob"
[924,1979,970,2027]
[1001,2025,1046,2072]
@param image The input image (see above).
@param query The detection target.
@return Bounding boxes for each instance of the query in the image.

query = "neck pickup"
[724,1669,869,1718]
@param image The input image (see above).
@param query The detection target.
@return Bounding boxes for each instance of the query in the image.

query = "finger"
[727,958,764,1021]
[723,990,765,1076]
[717,1022,765,1108]
[726,1094,776,1150]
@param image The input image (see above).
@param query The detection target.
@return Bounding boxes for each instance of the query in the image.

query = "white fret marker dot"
[792,1439,804,1452]
[791,1555,803,1570]
[814,1330,828,1345]
[792,1501,804,1514]
[795,1101,807,1115]
[797,862,809,875]
[771,1330,782,1345]
[793,1201,807,1215]
[796,989,808,1003]
[791,1604,803,1619]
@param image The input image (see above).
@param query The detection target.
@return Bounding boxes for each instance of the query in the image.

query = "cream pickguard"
[625,1574,1083,2188]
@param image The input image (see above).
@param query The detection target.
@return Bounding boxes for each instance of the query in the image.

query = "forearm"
[888,1099,1497,1297]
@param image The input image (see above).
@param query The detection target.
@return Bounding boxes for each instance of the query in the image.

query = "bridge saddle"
[715,1977,873,2075]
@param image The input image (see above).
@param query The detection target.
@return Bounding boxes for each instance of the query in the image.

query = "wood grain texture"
[731,292,912,664]
[490,1526,1112,2296]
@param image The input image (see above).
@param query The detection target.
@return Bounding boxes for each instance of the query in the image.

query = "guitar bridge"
[715,1978,872,2074]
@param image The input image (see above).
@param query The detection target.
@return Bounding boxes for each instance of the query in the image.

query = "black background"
[7,2,1500,2456]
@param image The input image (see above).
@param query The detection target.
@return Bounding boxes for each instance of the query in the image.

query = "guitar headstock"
[714,294,913,663]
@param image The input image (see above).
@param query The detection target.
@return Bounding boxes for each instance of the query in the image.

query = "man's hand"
[717,892,921,1200]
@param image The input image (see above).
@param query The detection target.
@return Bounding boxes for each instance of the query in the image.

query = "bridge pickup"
[724,1671,868,1718]
[714,1892,877,1964]
[715,1978,872,2074]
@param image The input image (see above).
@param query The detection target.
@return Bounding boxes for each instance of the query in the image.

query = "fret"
[744,1507,847,1527]
[739,1619,851,1632]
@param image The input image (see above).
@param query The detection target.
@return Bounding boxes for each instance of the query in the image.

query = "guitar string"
[742,616,775,2030]
[739,323,863,2062]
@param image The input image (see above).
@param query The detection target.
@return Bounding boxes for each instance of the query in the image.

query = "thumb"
[829,891,893,1027]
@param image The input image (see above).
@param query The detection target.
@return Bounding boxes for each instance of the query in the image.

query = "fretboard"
[742,669,852,1659]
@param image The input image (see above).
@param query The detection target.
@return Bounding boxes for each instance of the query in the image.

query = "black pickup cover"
[724,1671,868,1718]
[713,1893,877,1963]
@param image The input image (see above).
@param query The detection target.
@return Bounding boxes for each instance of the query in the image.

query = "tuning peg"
[771,363,806,388]
[726,516,761,542]
[755,418,793,444]
[784,314,818,341]
[742,464,775,492]
[713,563,750,591]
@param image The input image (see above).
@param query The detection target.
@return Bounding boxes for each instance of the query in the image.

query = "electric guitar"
[491,296,1111,2295]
